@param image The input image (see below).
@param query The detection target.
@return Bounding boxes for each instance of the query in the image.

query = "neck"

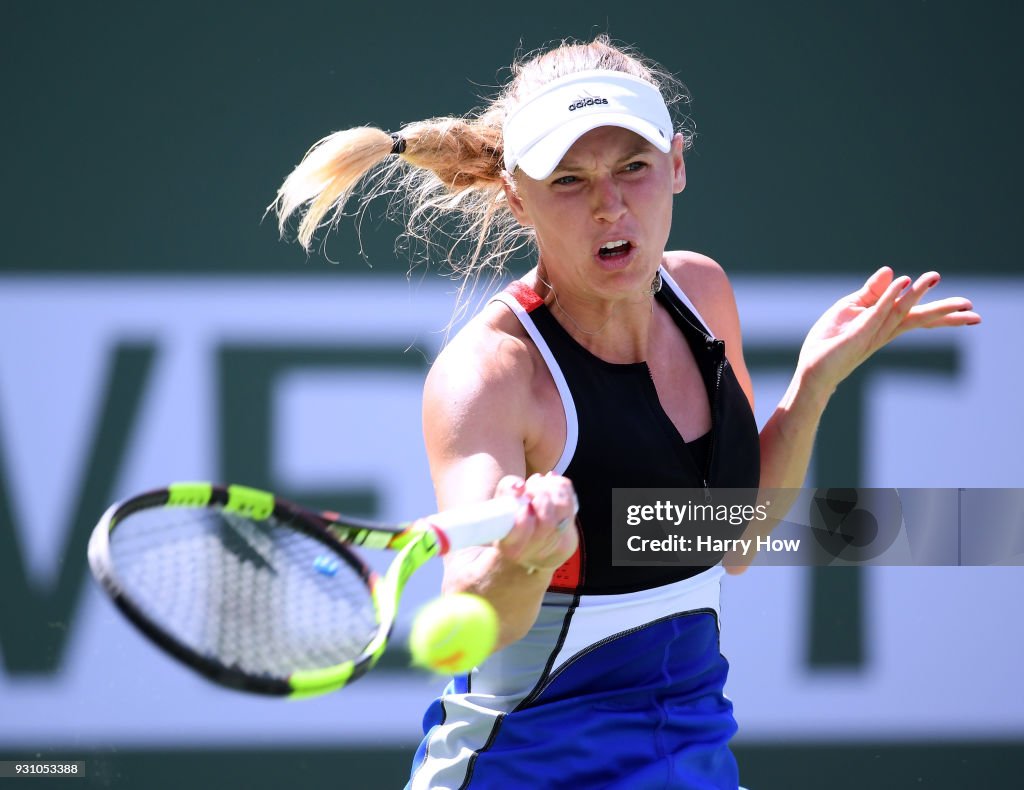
[532,267,664,363]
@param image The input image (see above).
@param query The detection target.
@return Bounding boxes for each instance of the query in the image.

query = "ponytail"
[269,126,394,251]
[270,36,690,328]
[270,117,507,251]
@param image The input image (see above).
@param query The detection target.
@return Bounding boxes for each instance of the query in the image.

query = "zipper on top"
[702,338,726,503]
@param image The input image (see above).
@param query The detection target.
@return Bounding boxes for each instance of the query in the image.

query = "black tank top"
[496,269,760,594]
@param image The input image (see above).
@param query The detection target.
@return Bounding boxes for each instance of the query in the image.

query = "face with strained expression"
[504,126,686,303]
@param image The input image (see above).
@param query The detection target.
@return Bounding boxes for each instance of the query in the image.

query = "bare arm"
[755,267,981,485]
[422,308,577,651]
[667,255,981,573]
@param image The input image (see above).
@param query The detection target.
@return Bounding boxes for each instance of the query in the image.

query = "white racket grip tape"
[426,496,526,553]
[426,492,580,554]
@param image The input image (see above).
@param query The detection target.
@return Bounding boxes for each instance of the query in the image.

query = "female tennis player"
[273,35,980,790]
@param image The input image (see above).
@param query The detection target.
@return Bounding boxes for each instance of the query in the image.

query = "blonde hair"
[269,36,692,321]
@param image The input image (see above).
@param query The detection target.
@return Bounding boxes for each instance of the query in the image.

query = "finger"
[497,499,538,560]
[557,493,580,532]
[888,272,939,329]
[906,298,981,329]
[907,296,975,320]
[523,473,574,524]
[533,526,568,563]
[516,476,577,563]
[530,490,557,525]
[494,475,526,499]
[862,273,911,332]
[884,274,914,305]
[544,495,579,557]
[526,496,569,542]
[852,266,894,306]
[896,272,940,311]
[525,512,579,571]
[532,489,577,565]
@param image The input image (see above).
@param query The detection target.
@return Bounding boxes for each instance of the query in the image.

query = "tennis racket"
[87,482,521,699]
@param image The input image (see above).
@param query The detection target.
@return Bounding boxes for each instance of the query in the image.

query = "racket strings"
[107,506,379,679]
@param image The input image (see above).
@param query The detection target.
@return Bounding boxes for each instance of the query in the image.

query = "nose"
[591,176,626,223]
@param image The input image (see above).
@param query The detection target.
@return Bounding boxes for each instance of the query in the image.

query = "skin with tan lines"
[423,123,981,649]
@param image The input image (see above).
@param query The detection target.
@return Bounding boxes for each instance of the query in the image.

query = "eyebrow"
[554,140,657,173]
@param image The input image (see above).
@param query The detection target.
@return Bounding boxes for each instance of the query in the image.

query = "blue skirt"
[407,605,741,790]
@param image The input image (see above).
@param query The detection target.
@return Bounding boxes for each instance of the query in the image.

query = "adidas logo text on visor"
[503,69,673,180]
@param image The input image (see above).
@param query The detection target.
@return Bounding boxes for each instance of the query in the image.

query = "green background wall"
[3,1,1020,277]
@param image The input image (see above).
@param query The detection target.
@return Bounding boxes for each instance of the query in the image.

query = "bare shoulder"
[426,301,535,397]
[662,250,738,331]
[423,300,537,443]
[663,250,754,406]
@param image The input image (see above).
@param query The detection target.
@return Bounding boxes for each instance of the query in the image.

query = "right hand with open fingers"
[494,473,579,575]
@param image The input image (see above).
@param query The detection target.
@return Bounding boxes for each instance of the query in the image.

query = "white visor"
[503,69,673,180]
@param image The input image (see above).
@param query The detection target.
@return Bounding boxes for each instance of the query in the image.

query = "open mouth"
[598,240,633,259]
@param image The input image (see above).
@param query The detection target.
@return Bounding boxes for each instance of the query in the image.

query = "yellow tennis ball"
[409,593,498,674]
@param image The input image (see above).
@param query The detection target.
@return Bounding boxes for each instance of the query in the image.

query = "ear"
[670,133,686,194]
[502,171,534,228]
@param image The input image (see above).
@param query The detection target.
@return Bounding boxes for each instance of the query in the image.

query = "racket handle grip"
[426,496,525,553]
